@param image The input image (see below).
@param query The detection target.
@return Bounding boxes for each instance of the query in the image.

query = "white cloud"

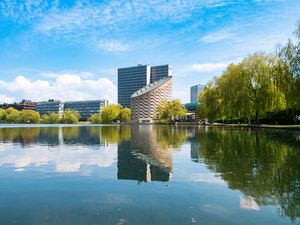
[97,40,130,52]
[240,195,260,211]
[0,94,15,103]
[201,29,234,43]
[192,63,228,72]
[0,73,117,103]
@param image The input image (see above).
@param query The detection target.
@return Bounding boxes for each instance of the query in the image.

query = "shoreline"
[0,122,299,130]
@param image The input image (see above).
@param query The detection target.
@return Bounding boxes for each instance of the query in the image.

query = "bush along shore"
[0,108,80,124]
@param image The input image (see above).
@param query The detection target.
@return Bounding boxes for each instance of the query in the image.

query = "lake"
[0,125,299,225]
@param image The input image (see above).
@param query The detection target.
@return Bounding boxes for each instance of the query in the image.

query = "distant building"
[0,99,37,111]
[131,76,172,123]
[118,64,171,108]
[36,99,108,120]
[190,84,205,103]
[36,99,64,118]
[64,100,108,120]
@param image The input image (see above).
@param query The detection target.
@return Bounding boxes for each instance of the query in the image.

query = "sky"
[0,0,299,104]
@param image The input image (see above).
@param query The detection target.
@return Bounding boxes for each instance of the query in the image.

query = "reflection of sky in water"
[0,142,118,173]
[0,125,298,225]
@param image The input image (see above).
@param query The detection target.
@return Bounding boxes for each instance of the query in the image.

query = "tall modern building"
[150,65,172,83]
[190,84,205,103]
[118,64,171,108]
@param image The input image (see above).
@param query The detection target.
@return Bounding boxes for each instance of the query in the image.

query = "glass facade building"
[118,64,171,108]
[36,99,108,120]
[64,100,108,120]
[36,99,64,117]
[150,65,172,83]
[190,84,205,103]
[118,65,151,108]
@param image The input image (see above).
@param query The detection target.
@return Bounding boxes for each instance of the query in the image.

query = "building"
[118,64,151,108]
[150,64,172,83]
[131,76,172,123]
[36,99,64,118]
[64,100,108,121]
[0,100,37,111]
[118,64,171,108]
[190,84,205,103]
[16,100,37,111]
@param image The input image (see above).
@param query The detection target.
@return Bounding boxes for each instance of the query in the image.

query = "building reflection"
[118,125,173,182]
[0,125,190,183]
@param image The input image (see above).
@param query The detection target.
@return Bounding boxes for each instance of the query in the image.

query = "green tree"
[199,53,286,125]
[41,115,50,124]
[0,108,7,121]
[19,110,40,123]
[120,107,131,122]
[5,107,21,123]
[62,110,79,124]
[100,104,122,124]
[88,113,102,124]
[48,112,61,123]
[156,99,187,122]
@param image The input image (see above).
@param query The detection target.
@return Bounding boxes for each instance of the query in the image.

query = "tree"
[5,107,20,123]
[48,112,61,123]
[156,99,187,122]
[100,104,122,124]
[120,107,131,122]
[19,110,40,123]
[0,108,7,121]
[88,113,102,124]
[41,115,50,124]
[62,110,79,124]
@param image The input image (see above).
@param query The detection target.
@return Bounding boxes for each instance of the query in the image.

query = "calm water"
[0,125,299,225]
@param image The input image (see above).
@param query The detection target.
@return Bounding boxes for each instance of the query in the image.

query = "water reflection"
[0,125,190,182]
[0,125,299,223]
[192,128,300,223]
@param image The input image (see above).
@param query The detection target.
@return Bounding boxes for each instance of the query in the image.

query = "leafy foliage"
[0,108,7,121]
[156,99,187,122]
[199,22,300,125]
[88,113,102,124]
[19,110,40,123]
[120,107,131,122]
[100,104,122,124]
[62,110,80,124]
[41,113,61,124]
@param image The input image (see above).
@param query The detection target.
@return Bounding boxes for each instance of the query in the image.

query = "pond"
[0,125,299,225]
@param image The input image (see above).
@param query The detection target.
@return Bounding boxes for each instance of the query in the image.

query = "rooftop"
[131,76,172,98]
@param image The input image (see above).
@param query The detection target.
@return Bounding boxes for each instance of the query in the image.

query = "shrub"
[19,110,40,123]
[62,110,79,124]
[88,113,102,124]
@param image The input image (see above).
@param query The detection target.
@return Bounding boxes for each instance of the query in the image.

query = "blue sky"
[0,0,299,103]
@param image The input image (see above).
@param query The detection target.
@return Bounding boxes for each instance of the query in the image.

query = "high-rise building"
[190,84,205,103]
[150,64,172,83]
[118,64,171,108]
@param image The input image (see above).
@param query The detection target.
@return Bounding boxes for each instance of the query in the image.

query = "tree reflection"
[194,128,300,223]
[155,125,189,149]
